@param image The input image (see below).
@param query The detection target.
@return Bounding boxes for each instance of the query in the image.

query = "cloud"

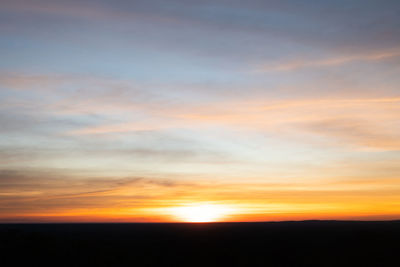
[1,168,400,222]
[69,122,171,135]
[1,71,399,154]
[0,169,188,208]
[303,118,400,151]
[257,48,400,72]
[0,168,216,222]
[173,97,400,150]
[3,0,400,72]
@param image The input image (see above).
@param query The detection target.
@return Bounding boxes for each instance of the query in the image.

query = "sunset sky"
[1,0,400,222]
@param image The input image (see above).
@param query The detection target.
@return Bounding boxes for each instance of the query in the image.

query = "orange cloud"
[1,170,400,222]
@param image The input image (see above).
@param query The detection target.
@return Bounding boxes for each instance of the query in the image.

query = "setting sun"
[169,204,235,222]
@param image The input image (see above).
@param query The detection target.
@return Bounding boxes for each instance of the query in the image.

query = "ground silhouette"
[1,220,399,266]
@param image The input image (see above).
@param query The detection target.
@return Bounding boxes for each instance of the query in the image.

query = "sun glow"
[170,204,234,222]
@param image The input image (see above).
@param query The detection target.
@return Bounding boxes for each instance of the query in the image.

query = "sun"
[169,204,234,222]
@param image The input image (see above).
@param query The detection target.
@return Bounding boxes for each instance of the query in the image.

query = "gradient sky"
[1,0,400,222]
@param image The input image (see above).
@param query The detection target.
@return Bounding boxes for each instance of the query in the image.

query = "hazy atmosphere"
[1,0,400,222]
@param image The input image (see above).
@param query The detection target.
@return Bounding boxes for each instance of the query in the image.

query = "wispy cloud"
[1,169,400,222]
[257,48,400,72]
[304,118,400,151]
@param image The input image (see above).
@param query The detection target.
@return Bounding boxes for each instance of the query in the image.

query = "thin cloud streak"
[257,48,400,72]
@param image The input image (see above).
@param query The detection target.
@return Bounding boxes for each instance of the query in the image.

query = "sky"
[1,0,400,222]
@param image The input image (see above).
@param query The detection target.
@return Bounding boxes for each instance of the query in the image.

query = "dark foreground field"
[1,221,399,267]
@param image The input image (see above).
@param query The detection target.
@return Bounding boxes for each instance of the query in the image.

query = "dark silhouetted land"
[1,221,399,266]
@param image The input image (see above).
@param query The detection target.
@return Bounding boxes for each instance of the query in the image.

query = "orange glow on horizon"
[167,204,236,222]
